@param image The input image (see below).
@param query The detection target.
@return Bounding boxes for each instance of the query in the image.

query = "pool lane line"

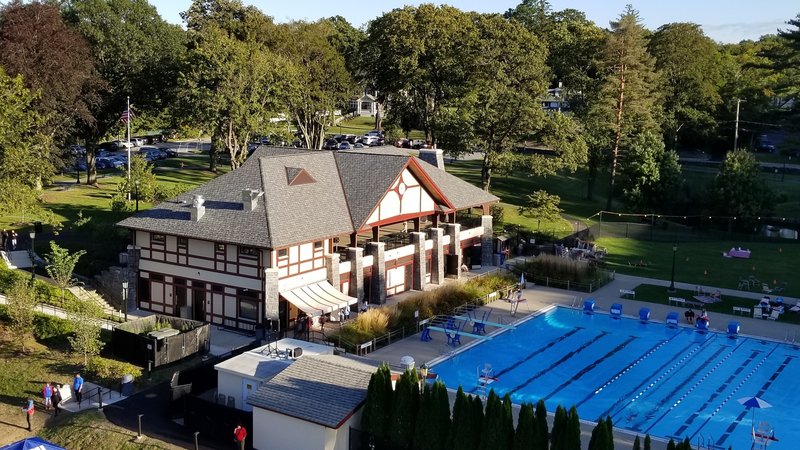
[575,329,686,408]
[465,327,584,395]
[713,352,793,447]
[542,336,637,403]
[670,350,769,437]
[601,332,718,420]
[506,331,610,396]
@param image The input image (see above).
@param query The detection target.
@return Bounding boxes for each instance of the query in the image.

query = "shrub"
[34,314,75,341]
[351,308,391,336]
[154,183,192,202]
[86,356,142,385]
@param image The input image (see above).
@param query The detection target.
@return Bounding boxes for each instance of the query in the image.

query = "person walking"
[51,384,62,416]
[1,229,6,250]
[10,231,17,251]
[73,373,84,407]
[233,423,247,450]
[21,399,34,431]
[42,383,52,411]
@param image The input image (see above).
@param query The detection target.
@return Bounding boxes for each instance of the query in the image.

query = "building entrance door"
[192,284,205,322]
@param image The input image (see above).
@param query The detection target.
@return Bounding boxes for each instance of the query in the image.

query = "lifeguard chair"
[752,421,778,449]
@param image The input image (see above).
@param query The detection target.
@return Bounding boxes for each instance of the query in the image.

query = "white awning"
[280,281,358,317]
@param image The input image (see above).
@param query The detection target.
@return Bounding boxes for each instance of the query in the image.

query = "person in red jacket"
[233,423,247,450]
[21,399,34,431]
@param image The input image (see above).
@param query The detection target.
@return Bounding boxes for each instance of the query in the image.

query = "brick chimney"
[190,195,205,221]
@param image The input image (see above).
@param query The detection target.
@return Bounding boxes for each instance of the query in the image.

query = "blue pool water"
[432,306,799,449]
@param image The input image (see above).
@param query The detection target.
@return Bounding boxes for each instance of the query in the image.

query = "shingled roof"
[247,355,377,428]
[117,147,498,248]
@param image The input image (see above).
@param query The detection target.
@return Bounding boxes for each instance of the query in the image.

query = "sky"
[150,0,799,43]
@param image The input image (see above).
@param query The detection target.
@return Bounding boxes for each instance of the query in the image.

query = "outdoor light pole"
[28,230,36,281]
[134,180,140,212]
[668,242,678,293]
[122,280,129,321]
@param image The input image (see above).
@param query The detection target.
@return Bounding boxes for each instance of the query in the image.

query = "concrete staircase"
[1,250,33,269]
[67,285,120,318]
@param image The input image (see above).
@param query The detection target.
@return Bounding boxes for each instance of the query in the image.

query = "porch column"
[481,215,494,267]
[410,232,426,290]
[372,226,379,242]
[325,253,341,291]
[263,268,280,328]
[444,223,462,280]
[367,241,386,304]
[347,247,364,302]
[428,227,444,285]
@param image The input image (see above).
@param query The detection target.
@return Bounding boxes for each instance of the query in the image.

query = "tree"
[68,299,104,365]
[519,190,562,229]
[632,435,641,450]
[565,406,582,450]
[413,382,433,449]
[6,278,38,352]
[712,149,774,221]
[535,399,549,450]
[362,364,393,442]
[389,368,419,449]
[649,23,723,149]
[513,402,536,450]
[644,434,651,450]
[44,241,87,303]
[551,405,568,450]
[478,390,504,450]
[605,416,614,450]
[64,0,186,184]
[666,439,676,450]
[588,418,609,450]
[430,381,451,450]
[449,387,478,450]
[590,6,661,210]
[618,131,683,212]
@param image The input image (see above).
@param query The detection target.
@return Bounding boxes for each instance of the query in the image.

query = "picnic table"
[724,247,751,259]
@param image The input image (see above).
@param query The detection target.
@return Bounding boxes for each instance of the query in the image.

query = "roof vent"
[242,189,264,212]
[191,195,205,221]
[286,167,316,186]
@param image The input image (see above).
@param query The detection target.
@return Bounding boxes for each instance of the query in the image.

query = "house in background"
[247,354,376,450]
[117,146,498,335]
[349,93,378,116]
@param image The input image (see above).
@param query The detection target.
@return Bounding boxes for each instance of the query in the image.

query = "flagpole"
[127,96,131,200]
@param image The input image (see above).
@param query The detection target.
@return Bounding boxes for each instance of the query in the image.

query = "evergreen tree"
[644,434,651,450]
[501,394,515,449]
[479,390,507,450]
[513,403,537,450]
[448,387,473,450]
[588,418,608,450]
[565,406,582,450]
[681,437,692,450]
[389,368,420,449]
[551,405,568,450]
[666,438,676,450]
[413,382,433,449]
[606,416,614,450]
[430,381,452,450]
[535,399,549,450]
[470,395,485,450]
[362,364,393,441]
[632,435,641,450]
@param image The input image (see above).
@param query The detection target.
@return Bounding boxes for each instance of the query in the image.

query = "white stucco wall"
[217,371,260,411]
[253,408,327,450]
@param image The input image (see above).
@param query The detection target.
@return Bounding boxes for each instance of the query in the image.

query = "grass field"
[38,410,183,449]
[331,115,426,140]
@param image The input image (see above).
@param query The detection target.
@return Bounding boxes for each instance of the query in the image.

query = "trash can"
[121,374,134,396]
[400,356,415,371]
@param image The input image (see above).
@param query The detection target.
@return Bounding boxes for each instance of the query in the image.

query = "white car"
[113,140,134,150]
[130,138,145,147]
[362,135,379,146]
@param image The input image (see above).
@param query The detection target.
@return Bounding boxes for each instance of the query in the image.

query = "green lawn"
[331,115,426,140]
[39,410,183,449]
[632,283,800,325]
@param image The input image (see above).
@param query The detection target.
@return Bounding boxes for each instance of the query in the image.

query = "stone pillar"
[444,223,462,279]
[325,253,341,291]
[410,232,426,290]
[263,268,280,326]
[347,247,364,301]
[428,227,444,285]
[481,215,494,267]
[367,241,386,304]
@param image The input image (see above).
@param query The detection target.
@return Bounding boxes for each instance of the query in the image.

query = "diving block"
[450,315,516,329]
[426,326,491,340]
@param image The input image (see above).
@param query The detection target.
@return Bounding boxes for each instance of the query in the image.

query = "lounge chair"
[767,310,781,321]
[790,303,800,313]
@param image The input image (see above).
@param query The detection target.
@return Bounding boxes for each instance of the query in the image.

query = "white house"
[349,94,377,116]
[247,354,376,450]
[214,338,334,412]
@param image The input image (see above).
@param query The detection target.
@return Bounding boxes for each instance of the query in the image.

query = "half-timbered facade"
[118,147,499,333]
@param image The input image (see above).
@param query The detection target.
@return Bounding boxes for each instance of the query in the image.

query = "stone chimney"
[242,189,263,212]
[190,194,205,221]
[418,148,445,170]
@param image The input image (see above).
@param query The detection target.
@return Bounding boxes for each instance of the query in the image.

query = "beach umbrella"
[738,396,772,425]
[520,272,526,287]
[0,437,67,450]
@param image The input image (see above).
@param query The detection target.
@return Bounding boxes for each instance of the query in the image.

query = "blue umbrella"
[0,437,66,450]
[738,396,772,427]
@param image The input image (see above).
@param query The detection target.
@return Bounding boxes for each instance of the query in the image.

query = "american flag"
[120,109,135,124]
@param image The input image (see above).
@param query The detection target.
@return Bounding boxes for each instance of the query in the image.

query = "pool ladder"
[696,435,726,450]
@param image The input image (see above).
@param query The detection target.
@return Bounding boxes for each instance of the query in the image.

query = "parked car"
[129,138,145,147]
[365,129,383,137]
[353,143,365,149]
[323,139,339,150]
[160,147,178,157]
[69,145,86,156]
[362,135,379,146]
[113,140,134,150]
[338,142,352,150]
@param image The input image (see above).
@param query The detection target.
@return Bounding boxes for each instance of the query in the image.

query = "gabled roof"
[117,146,498,249]
[247,355,377,428]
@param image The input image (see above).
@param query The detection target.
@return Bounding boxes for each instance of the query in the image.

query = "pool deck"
[363,270,800,450]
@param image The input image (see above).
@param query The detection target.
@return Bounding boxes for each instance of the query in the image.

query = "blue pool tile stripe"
[601,332,718,419]
[542,336,637,403]
[506,331,609,395]
[716,354,794,446]
[576,330,684,408]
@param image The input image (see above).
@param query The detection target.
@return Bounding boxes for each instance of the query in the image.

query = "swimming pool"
[432,306,799,449]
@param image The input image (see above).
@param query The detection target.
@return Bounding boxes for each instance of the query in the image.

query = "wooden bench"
[668,297,686,306]
[619,289,636,299]
[732,306,751,316]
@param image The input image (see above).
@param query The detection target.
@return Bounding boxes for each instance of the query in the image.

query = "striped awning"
[280,281,357,317]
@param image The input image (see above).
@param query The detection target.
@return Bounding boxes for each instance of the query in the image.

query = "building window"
[150,273,164,282]
[173,277,186,286]
[152,233,165,243]
[278,248,288,258]
[138,277,150,301]
[215,243,225,253]
[361,101,371,110]
[178,237,188,248]
[212,284,224,293]
[239,246,258,257]
[314,241,323,250]
[239,299,258,321]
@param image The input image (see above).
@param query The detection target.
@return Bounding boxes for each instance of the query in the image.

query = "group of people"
[1,229,18,252]
[684,306,708,324]
[21,373,84,432]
